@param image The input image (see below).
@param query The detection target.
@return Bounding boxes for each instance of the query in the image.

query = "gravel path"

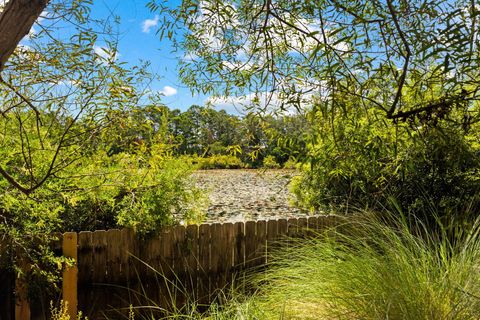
[193,169,309,223]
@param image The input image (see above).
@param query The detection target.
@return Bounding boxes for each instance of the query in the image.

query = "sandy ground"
[193,169,309,223]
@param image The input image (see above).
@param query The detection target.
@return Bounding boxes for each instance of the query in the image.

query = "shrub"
[291,105,480,225]
[57,151,207,234]
[282,157,298,169]
[115,157,208,234]
[262,155,280,169]
[194,155,244,169]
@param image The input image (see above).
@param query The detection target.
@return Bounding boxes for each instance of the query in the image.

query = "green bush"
[193,154,245,169]
[282,157,298,169]
[57,150,207,234]
[262,155,281,169]
[1,145,207,235]
[115,157,207,234]
[291,101,480,225]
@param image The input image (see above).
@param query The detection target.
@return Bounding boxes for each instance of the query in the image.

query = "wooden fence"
[4,215,339,320]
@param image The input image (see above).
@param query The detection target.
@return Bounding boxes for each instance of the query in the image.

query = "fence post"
[63,232,78,318]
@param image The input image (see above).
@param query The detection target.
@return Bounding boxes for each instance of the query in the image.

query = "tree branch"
[385,0,411,117]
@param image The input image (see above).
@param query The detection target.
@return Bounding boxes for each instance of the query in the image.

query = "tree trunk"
[0,0,49,72]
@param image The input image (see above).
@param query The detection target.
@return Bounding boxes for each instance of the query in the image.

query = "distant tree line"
[102,104,309,168]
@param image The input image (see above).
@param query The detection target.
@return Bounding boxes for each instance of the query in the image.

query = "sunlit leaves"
[154,0,480,119]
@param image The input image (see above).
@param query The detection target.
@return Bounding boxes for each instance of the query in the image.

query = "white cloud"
[142,15,159,33]
[93,45,120,62]
[206,92,289,115]
[206,77,328,115]
[15,44,42,61]
[158,86,177,97]
[181,52,199,62]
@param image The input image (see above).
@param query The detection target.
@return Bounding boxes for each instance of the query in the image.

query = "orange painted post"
[63,232,78,319]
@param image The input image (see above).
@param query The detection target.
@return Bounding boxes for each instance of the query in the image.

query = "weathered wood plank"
[197,223,211,305]
[63,232,78,319]
[255,220,267,266]
[106,229,122,283]
[233,221,245,269]
[266,219,278,262]
[219,223,234,291]
[91,230,107,283]
[244,221,256,269]
[209,223,222,298]
[277,218,288,237]
[185,224,199,299]
[77,231,93,284]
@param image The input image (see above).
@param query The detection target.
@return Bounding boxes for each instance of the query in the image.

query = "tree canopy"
[154,0,479,123]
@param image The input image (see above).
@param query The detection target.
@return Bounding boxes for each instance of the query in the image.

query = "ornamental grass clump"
[239,213,480,320]
[116,212,480,320]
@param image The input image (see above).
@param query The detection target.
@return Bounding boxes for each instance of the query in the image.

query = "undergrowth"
[159,212,480,320]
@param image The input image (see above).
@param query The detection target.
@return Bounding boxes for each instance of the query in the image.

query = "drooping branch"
[388,90,471,122]
[0,0,49,72]
[385,0,411,118]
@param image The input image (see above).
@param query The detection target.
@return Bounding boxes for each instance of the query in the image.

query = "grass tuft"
[204,212,480,320]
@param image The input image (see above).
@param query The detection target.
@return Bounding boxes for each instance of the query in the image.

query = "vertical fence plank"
[173,225,187,274]
[185,224,199,300]
[221,223,235,290]
[197,224,211,305]
[106,229,122,283]
[297,217,308,238]
[232,221,245,291]
[233,222,245,269]
[255,220,267,266]
[244,221,256,269]
[209,223,222,299]
[139,232,156,277]
[77,231,93,315]
[277,218,288,238]
[161,227,174,277]
[77,232,92,284]
[173,225,187,308]
[15,254,30,320]
[91,230,107,283]
[91,230,107,313]
[159,227,174,309]
[266,220,278,262]
[307,216,319,234]
[63,232,78,319]
[118,229,133,283]
[123,228,136,282]
[287,218,299,238]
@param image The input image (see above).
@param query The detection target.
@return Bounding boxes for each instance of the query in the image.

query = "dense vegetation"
[291,89,480,227]
[104,104,309,169]
[156,0,480,226]
[173,213,480,320]
[1,0,480,318]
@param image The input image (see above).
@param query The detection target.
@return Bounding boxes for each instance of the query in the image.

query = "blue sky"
[90,0,208,112]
